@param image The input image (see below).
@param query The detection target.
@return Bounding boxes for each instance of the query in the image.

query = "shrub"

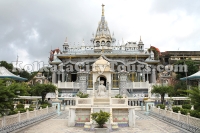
[172,107,181,113]
[156,104,165,109]
[40,104,48,108]
[16,104,24,109]
[180,109,189,115]
[48,103,52,107]
[29,104,36,108]
[76,91,89,98]
[17,108,26,113]
[91,110,110,128]
[194,105,200,111]
[190,110,200,118]
[8,110,18,115]
[115,94,123,98]
[28,108,34,111]
[182,104,191,110]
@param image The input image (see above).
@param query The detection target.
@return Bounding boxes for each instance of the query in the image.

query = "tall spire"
[140,36,142,41]
[102,4,105,16]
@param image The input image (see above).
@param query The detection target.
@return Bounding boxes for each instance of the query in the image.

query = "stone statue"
[97,80,107,97]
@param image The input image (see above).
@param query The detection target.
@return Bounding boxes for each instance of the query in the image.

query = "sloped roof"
[0,67,27,81]
[180,71,200,80]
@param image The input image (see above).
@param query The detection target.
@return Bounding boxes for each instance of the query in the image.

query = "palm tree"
[187,87,200,111]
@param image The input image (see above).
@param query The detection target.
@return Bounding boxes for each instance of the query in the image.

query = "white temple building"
[49,4,159,101]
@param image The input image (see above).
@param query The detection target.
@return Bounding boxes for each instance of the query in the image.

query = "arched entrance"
[96,75,107,86]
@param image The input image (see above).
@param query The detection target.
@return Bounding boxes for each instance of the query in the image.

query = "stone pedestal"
[94,128,109,133]
[144,99,155,115]
[52,99,62,115]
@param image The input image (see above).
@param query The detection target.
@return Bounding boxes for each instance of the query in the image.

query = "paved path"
[18,111,191,133]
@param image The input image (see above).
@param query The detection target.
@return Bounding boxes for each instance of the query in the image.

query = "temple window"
[112,73,119,88]
[129,72,135,82]
[88,74,93,88]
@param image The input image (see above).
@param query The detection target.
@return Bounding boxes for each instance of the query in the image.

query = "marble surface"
[18,111,191,133]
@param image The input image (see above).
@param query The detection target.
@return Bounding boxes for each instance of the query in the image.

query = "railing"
[0,107,56,132]
[58,81,80,89]
[150,106,200,132]
[125,82,149,89]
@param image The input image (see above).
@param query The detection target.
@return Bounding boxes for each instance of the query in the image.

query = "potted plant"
[115,94,124,104]
[91,110,110,133]
[76,91,89,98]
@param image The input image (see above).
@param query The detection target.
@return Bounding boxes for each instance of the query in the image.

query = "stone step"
[93,98,110,103]
[93,102,110,105]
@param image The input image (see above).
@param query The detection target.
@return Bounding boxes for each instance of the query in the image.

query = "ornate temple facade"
[49,5,159,98]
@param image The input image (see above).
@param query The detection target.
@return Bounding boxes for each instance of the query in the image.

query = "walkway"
[18,111,192,133]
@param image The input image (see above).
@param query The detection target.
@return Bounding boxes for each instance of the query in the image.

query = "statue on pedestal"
[97,80,107,97]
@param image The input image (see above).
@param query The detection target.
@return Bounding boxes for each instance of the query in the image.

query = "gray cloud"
[0,0,200,66]
[151,0,200,15]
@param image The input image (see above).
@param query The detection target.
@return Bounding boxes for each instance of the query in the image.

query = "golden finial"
[102,4,105,16]
[102,48,104,53]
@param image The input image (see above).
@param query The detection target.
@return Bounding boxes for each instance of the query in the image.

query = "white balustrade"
[171,112,179,121]
[189,116,200,128]
[58,81,80,89]
[151,106,200,129]
[179,114,187,123]
[0,107,56,128]
[131,82,149,88]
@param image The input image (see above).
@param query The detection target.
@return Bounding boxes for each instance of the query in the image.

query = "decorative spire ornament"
[102,4,105,16]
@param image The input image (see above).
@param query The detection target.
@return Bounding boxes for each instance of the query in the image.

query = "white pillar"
[151,68,156,83]
[62,72,65,82]
[142,70,145,82]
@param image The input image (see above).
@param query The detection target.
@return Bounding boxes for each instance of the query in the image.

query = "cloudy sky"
[0,0,200,68]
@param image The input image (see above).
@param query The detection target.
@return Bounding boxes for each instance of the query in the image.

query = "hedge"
[180,108,190,115]
[182,104,191,110]
[172,107,181,113]
[190,110,200,118]
[16,104,25,109]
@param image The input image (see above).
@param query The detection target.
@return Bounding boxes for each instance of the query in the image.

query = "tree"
[151,85,174,104]
[171,81,187,96]
[0,61,13,72]
[30,84,57,103]
[175,59,198,79]
[0,79,16,116]
[0,60,32,81]
[7,81,30,96]
[0,79,30,115]
[187,87,200,111]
